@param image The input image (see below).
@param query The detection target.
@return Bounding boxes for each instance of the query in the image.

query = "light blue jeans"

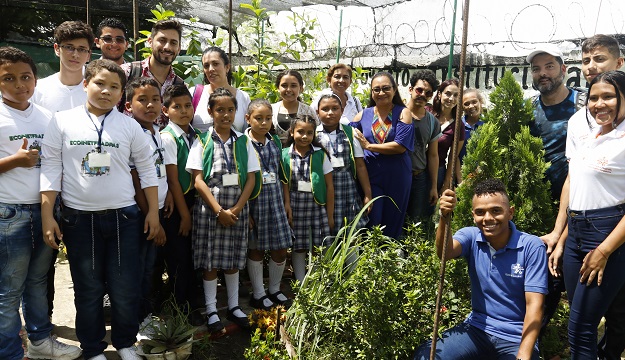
[0,203,54,360]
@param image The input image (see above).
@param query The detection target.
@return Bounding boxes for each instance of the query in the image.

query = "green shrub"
[286,223,471,359]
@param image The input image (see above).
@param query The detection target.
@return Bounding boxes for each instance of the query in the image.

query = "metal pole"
[447,0,458,79]
[86,0,90,25]
[229,0,233,60]
[430,0,470,358]
[133,0,138,61]
[336,8,343,63]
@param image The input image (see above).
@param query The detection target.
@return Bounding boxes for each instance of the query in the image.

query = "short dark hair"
[163,84,192,107]
[151,19,182,42]
[410,69,439,89]
[582,34,622,59]
[317,92,343,109]
[0,46,37,78]
[126,77,160,103]
[54,20,95,45]
[208,87,237,110]
[96,18,127,38]
[85,59,126,89]
[473,178,509,200]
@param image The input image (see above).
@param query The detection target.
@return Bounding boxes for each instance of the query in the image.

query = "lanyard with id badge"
[324,130,344,168]
[296,149,313,193]
[251,138,277,185]
[86,107,112,167]
[216,132,239,187]
[146,128,166,178]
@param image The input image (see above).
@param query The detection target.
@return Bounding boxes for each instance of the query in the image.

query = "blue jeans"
[62,205,142,359]
[0,203,54,360]
[563,205,625,359]
[406,171,434,222]
[413,322,539,360]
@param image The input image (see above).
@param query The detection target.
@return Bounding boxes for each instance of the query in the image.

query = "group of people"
[1,12,625,360]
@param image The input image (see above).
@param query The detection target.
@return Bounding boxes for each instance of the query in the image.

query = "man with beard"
[120,19,184,128]
[406,69,441,223]
[526,44,585,345]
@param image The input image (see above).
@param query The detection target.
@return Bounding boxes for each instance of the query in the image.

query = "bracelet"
[595,247,608,260]
[215,208,223,219]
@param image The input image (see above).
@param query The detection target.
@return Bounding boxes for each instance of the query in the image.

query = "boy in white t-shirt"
[40,59,160,360]
[0,46,81,360]
[32,20,94,114]
[125,77,172,323]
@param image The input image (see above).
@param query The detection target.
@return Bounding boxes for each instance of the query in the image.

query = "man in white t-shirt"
[32,20,94,114]
[546,34,625,360]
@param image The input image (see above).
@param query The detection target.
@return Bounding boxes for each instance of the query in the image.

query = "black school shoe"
[227,306,251,330]
[206,312,226,335]
[267,291,293,309]
[249,295,274,311]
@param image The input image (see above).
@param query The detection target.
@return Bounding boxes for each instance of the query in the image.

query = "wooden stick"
[429,0,471,358]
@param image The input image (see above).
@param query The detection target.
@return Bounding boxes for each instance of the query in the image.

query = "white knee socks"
[203,279,219,324]
[291,251,307,283]
[224,272,245,318]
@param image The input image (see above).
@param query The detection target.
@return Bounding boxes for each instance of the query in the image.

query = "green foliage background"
[452,71,555,235]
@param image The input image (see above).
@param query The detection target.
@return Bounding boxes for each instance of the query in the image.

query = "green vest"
[340,124,357,179]
[197,131,261,200]
[281,148,327,205]
[160,126,201,194]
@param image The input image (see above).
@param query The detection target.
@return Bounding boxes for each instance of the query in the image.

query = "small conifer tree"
[452,71,554,234]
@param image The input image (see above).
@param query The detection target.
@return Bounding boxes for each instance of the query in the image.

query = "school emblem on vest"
[511,263,524,278]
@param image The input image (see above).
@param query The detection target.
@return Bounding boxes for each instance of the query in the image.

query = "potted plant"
[138,298,198,360]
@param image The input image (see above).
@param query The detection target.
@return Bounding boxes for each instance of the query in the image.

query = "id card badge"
[222,173,239,187]
[262,171,276,184]
[89,152,111,167]
[157,164,166,178]
[298,181,312,192]
[331,156,344,168]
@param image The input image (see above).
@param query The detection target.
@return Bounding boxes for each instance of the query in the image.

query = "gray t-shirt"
[410,111,441,171]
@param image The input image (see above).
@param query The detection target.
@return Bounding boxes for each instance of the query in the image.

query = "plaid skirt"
[290,190,330,251]
[250,181,293,250]
[332,169,368,235]
[192,189,249,271]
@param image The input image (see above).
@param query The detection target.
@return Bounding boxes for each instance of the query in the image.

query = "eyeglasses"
[413,87,433,97]
[58,44,91,55]
[372,85,393,94]
[100,36,127,44]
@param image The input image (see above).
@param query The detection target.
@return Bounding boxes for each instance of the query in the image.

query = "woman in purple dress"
[350,72,414,238]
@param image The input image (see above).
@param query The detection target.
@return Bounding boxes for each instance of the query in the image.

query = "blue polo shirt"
[455,221,547,343]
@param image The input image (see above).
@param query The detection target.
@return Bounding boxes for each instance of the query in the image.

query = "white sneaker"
[87,355,106,360]
[27,335,82,360]
[118,346,142,360]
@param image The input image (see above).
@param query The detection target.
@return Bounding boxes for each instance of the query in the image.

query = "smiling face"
[95,26,128,64]
[371,75,396,107]
[246,105,273,139]
[317,97,342,131]
[439,84,459,111]
[531,53,566,95]
[290,120,316,152]
[278,74,303,104]
[55,38,91,74]
[472,192,514,244]
[202,51,230,87]
[209,96,236,134]
[588,81,625,133]
[127,85,162,127]
[462,92,482,119]
[84,69,123,116]
[582,46,624,84]
[149,29,180,66]
[0,61,36,110]
[329,67,352,95]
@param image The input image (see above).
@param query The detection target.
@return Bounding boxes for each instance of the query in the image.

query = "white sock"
[268,258,286,299]
[291,252,307,283]
[203,279,219,324]
[224,272,246,318]
[247,258,266,299]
